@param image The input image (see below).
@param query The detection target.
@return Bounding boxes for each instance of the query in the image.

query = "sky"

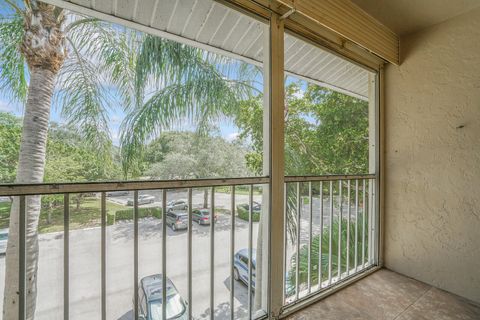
[0,1,313,147]
[0,2,252,146]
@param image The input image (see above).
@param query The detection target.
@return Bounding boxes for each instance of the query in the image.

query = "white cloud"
[292,89,305,99]
[226,132,240,142]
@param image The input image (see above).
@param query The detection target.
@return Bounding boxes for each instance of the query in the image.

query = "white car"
[127,194,155,206]
[0,229,8,255]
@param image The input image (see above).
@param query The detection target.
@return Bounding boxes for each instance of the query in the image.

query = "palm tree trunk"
[203,189,208,208]
[3,68,56,320]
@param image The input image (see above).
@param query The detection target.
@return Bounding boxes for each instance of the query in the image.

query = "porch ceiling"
[47,0,371,99]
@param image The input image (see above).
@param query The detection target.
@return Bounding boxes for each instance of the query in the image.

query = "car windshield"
[0,234,7,241]
[149,294,186,320]
[200,210,209,215]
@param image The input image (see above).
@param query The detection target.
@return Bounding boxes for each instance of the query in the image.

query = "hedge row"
[236,205,260,222]
[109,207,163,224]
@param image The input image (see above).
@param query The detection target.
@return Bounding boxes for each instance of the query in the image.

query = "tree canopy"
[0,112,122,184]
[234,81,369,175]
[143,131,252,179]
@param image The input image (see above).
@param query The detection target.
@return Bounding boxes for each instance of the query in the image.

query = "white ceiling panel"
[49,0,373,99]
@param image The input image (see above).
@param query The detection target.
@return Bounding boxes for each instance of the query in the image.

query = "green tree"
[0,2,254,318]
[235,81,369,175]
[145,131,251,206]
[0,112,21,182]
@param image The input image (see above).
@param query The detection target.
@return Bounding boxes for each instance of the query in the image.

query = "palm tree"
[0,1,254,319]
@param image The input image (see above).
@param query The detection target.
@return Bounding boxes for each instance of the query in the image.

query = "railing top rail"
[0,176,270,196]
[284,174,375,183]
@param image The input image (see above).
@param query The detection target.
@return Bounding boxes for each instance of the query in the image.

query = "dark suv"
[136,274,188,320]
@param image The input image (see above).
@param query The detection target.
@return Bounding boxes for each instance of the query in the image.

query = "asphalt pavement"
[0,192,347,320]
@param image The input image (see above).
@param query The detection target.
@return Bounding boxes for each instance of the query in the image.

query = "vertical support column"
[368,72,380,266]
[268,12,285,319]
[378,67,385,267]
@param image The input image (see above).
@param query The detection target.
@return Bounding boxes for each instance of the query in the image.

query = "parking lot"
[0,191,337,320]
[0,215,263,319]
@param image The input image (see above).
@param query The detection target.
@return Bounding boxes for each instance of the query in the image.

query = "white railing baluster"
[318,182,323,289]
[64,194,70,320]
[133,191,139,320]
[248,185,253,319]
[307,182,313,293]
[162,190,167,320]
[187,188,193,320]
[338,180,342,281]
[355,180,359,272]
[295,182,301,300]
[283,184,288,302]
[346,180,351,276]
[230,186,235,320]
[362,179,366,268]
[19,196,26,320]
[101,192,106,320]
[210,187,215,320]
[328,181,333,286]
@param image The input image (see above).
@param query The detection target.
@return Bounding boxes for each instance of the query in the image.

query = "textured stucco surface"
[384,7,480,304]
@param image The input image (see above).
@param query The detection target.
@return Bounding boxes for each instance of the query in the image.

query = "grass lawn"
[39,197,126,233]
[0,197,127,234]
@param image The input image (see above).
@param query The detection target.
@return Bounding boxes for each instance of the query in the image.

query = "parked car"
[233,248,294,296]
[0,229,8,255]
[234,248,256,288]
[166,211,188,231]
[192,208,217,225]
[106,190,129,197]
[136,274,188,320]
[166,200,188,213]
[127,194,155,206]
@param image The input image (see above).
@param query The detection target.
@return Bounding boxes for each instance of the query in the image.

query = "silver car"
[136,274,188,320]
[0,229,8,255]
[127,194,155,206]
[166,200,188,213]
[166,211,188,231]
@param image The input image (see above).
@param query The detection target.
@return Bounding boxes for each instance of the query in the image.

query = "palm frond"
[55,37,112,158]
[66,18,137,110]
[0,14,28,103]
[120,36,255,175]
[120,73,246,174]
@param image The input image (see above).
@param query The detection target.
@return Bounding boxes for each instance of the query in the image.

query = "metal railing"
[4,177,269,320]
[282,174,377,307]
[3,174,378,319]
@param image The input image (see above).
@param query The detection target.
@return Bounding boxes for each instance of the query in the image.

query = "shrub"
[113,207,162,223]
[287,213,367,292]
[107,213,115,226]
[236,204,260,222]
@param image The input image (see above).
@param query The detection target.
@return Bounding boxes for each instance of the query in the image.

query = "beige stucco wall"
[384,7,480,303]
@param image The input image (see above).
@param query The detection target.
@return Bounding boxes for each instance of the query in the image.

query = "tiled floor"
[287,269,480,320]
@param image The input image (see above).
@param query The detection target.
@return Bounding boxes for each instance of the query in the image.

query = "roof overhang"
[43,0,392,99]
